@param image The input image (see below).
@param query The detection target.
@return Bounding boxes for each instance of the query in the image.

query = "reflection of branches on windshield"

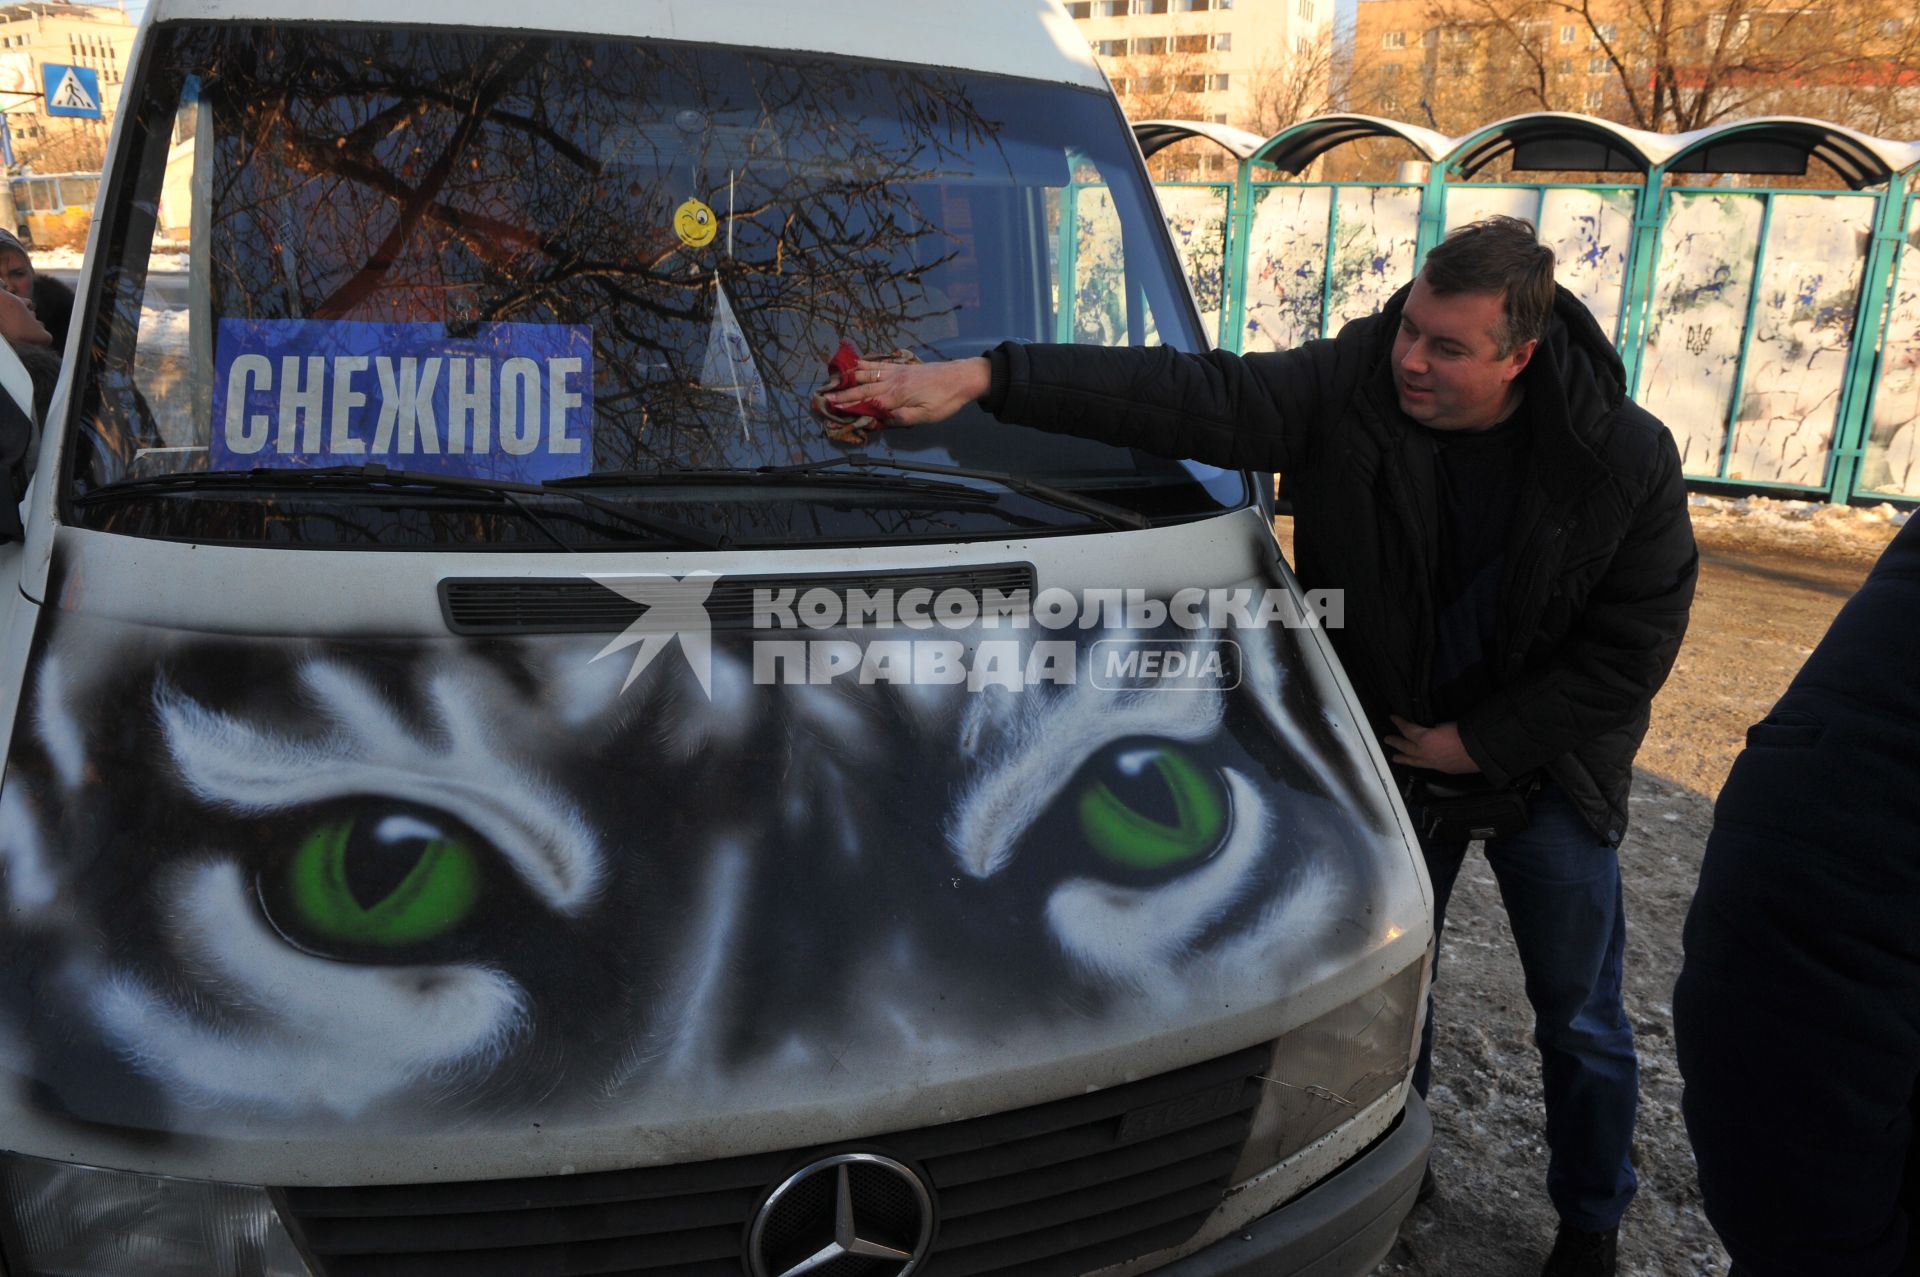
[185,26,1015,472]
[261,128,706,326]
[202,36,534,314]
[308,47,545,318]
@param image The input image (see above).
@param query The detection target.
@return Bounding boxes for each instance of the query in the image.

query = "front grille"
[439,565,1037,635]
[281,1043,1271,1277]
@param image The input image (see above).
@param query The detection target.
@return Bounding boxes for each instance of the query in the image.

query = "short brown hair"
[1420,215,1555,356]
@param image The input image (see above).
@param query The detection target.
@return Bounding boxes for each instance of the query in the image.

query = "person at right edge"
[1674,514,1920,1276]
[825,216,1699,1276]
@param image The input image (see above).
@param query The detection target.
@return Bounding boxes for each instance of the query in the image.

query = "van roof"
[142,0,1109,90]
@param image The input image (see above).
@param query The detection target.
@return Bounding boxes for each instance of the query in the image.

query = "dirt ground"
[1274,506,1904,1277]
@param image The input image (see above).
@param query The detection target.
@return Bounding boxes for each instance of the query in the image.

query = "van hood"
[0,539,1420,1185]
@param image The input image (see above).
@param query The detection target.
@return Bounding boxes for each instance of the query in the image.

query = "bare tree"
[1422,0,1920,136]
[1787,10,1920,138]
[1107,38,1213,125]
[1246,28,1350,137]
[1104,29,1219,179]
[21,118,109,173]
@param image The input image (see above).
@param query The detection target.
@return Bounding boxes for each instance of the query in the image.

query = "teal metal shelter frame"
[1134,113,1920,506]
[1841,179,1918,503]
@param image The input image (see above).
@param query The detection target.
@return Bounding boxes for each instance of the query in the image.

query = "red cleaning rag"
[812,339,920,445]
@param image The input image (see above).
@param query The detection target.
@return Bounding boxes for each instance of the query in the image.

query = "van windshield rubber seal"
[552,455,1152,531]
[70,463,725,550]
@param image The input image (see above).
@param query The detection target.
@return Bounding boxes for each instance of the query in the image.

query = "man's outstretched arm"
[821,337,1352,475]
[821,356,991,426]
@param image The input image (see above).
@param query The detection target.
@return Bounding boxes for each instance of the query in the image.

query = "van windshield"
[63,24,1244,549]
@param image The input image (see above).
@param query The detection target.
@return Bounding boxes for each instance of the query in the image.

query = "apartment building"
[1067,0,1333,137]
[0,0,137,170]
[1346,0,1920,139]
[1351,0,1633,131]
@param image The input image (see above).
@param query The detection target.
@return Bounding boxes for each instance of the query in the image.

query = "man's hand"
[1385,716,1480,775]
[820,356,990,427]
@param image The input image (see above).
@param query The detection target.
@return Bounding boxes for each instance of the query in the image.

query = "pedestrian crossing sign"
[42,63,102,119]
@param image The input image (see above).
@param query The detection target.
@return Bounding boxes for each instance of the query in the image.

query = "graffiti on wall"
[1157,173,1914,500]
[1724,194,1874,486]
[1638,191,1875,488]
[1243,184,1334,352]
[1443,186,1635,342]
[1156,184,1231,345]
[1540,188,1636,341]
[1441,186,1538,236]
[1239,184,1420,354]
[1863,201,1920,499]
[1637,192,1766,476]
[1328,187,1422,340]
[1070,186,1134,346]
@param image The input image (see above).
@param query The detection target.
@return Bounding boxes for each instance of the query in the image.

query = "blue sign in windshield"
[210,320,595,482]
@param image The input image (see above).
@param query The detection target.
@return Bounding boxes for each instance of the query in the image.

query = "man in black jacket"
[828,216,1697,1276]
[1674,516,1920,1276]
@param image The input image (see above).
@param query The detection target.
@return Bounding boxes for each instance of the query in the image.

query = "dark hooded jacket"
[983,284,1698,843]
[32,272,75,353]
[1674,516,1920,1277]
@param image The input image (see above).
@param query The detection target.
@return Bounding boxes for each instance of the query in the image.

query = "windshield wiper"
[72,463,725,550]
[766,456,1151,531]
[554,455,1151,531]
[549,464,1005,505]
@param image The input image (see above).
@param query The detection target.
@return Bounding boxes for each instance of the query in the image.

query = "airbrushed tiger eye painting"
[0,573,1412,1159]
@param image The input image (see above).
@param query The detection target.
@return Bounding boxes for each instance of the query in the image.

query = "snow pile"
[26,247,87,272]
[1687,494,1909,563]
[1688,493,1910,531]
[138,304,192,354]
[29,247,187,273]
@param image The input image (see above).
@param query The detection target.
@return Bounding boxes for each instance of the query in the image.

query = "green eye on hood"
[285,812,481,946]
[1076,744,1228,870]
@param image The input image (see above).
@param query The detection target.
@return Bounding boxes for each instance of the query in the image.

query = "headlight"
[1229,958,1427,1184]
[0,1152,312,1277]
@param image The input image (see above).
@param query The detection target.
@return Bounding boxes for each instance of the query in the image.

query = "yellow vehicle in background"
[5,171,99,248]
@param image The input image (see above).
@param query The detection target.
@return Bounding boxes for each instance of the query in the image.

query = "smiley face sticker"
[674,197,718,249]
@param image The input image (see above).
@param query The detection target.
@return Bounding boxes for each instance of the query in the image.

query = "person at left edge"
[1,284,60,543]
[0,227,76,351]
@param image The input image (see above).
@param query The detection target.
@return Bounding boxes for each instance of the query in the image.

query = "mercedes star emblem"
[746,1151,935,1277]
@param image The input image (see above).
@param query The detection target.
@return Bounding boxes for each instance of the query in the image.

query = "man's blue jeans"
[1414,783,1639,1233]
